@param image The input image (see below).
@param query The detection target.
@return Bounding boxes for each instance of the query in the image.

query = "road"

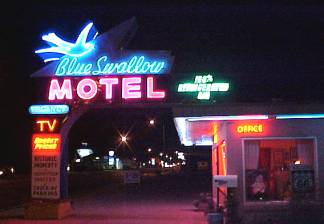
[0,169,211,223]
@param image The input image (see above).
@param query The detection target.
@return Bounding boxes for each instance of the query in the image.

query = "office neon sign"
[236,124,263,134]
[35,22,171,76]
[177,74,229,100]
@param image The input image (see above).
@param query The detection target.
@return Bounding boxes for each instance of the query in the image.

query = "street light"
[148,119,166,152]
[147,148,152,152]
[149,119,155,125]
[121,136,127,142]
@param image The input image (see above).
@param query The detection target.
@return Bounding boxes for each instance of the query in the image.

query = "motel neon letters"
[48,76,165,101]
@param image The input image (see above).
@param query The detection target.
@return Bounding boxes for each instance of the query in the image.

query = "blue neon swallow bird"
[35,22,98,63]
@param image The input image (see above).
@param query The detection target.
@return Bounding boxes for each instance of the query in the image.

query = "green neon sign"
[177,75,229,100]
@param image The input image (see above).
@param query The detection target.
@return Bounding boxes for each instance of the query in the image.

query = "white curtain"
[245,140,260,169]
[296,140,314,166]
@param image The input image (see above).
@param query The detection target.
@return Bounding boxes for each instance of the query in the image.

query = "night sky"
[1,2,324,171]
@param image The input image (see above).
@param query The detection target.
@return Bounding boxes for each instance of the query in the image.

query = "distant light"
[0,171,3,176]
[151,158,156,166]
[10,168,14,173]
[108,158,114,165]
[175,151,178,154]
[121,136,127,142]
[294,160,301,165]
[77,148,93,158]
[95,156,100,160]
[159,152,163,156]
[149,119,155,125]
[178,152,185,160]
[75,159,81,163]
[67,166,70,171]
[108,150,115,157]
[147,148,152,152]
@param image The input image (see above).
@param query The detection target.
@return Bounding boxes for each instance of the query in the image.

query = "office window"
[244,139,314,201]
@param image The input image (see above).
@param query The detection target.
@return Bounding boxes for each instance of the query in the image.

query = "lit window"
[244,139,315,201]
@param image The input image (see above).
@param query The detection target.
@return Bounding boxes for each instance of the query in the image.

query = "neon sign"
[32,134,61,153]
[177,74,229,100]
[34,22,172,76]
[36,119,58,132]
[236,124,263,134]
[55,55,166,76]
[29,104,69,115]
[48,76,165,101]
[35,22,98,62]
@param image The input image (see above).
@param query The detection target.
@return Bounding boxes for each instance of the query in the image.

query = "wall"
[225,118,324,223]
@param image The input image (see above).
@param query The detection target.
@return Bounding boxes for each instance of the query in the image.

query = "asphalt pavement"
[0,170,211,223]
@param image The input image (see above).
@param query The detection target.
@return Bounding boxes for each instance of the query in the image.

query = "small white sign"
[213,175,238,188]
[124,170,141,184]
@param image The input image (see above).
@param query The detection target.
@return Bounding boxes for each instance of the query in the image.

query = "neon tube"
[276,114,324,119]
[187,115,269,122]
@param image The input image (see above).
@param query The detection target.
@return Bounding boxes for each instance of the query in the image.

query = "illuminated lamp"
[108,150,115,157]
[122,77,141,99]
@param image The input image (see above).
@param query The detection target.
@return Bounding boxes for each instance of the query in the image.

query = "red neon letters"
[48,77,165,101]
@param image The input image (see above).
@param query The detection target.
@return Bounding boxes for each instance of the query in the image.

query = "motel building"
[27,18,324,223]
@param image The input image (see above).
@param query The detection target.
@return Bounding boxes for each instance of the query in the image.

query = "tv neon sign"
[236,124,263,134]
[177,75,229,100]
[36,119,58,133]
[35,22,170,76]
[48,76,165,101]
